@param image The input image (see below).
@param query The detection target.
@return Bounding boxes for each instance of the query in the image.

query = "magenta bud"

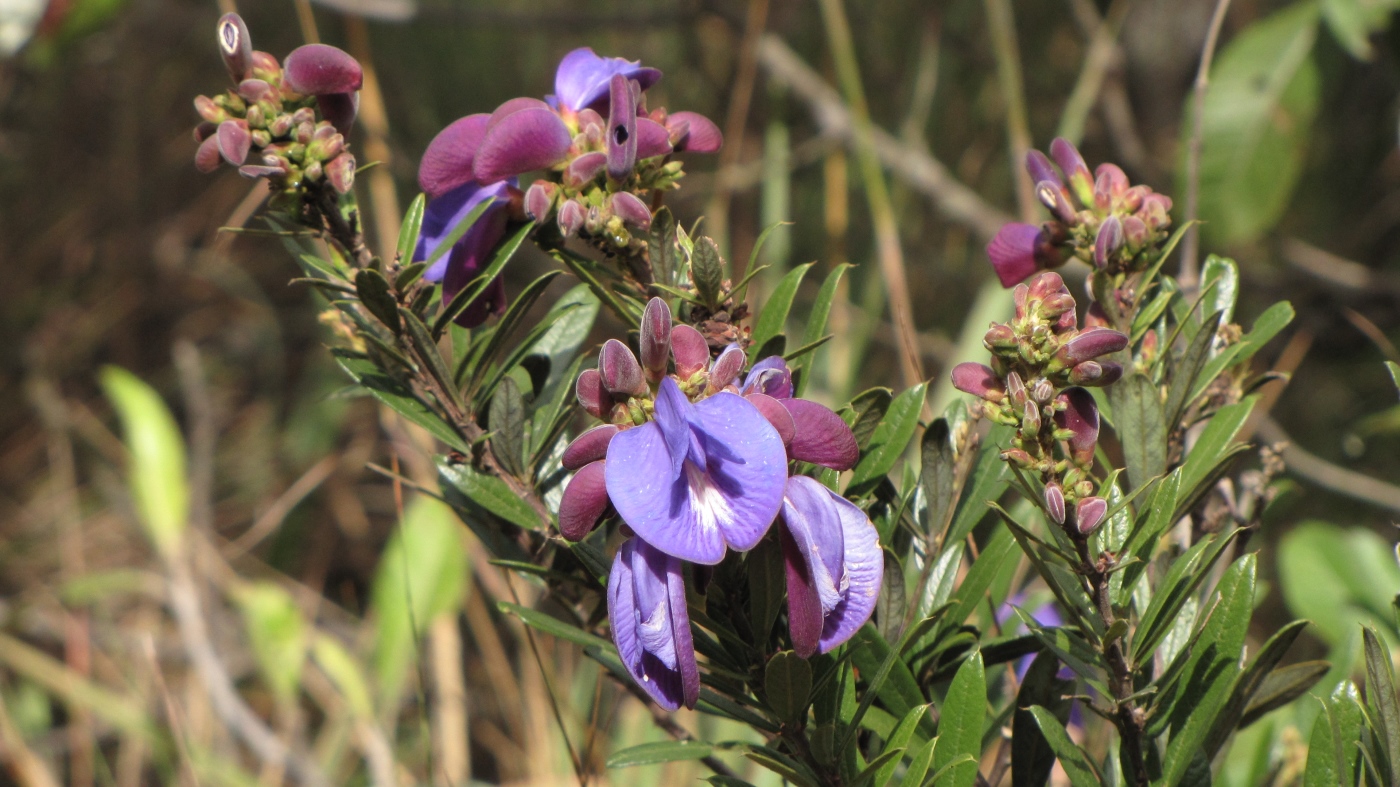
[1054,387,1100,465]
[1075,496,1108,536]
[1059,327,1129,365]
[1050,137,1093,205]
[708,345,745,391]
[1005,370,1026,405]
[195,134,223,173]
[217,13,253,82]
[952,363,1005,402]
[238,164,283,179]
[268,113,294,138]
[1094,215,1124,268]
[194,95,222,124]
[1093,164,1128,211]
[670,325,710,379]
[666,110,723,152]
[599,339,646,396]
[558,199,585,237]
[640,298,673,379]
[524,181,556,221]
[562,424,620,470]
[1068,360,1123,387]
[576,368,608,417]
[1021,400,1042,436]
[236,78,273,103]
[1122,215,1149,249]
[317,93,359,137]
[283,44,363,96]
[984,323,1017,351]
[325,153,356,193]
[610,191,652,229]
[250,51,281,80]
[577,108,604,134]
[1044,482,1066,524]
[216,120,251,165]
[559,460,610,541]
[1028,271,1069,303]
[1032,379,1055,404]
[606,74,638,181]
[1026,149,1061,187]
[1001,448,1035,468]
[1041,293,1077,320]
[1036,180,1077,225]
[564,151,608,186]
[1120,185,1147,214]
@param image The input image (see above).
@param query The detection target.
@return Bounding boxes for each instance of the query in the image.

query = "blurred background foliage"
[1,0,1400,783]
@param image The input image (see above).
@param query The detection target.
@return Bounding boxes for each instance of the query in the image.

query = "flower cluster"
[987,138,1174,287]
[951,272,1125,536]
[193,14,362,197]
[562,298,879,708]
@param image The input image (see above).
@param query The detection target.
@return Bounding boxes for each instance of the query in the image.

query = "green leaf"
[1385,361,1400,395]
[354,268,402,333]
[646,207,680,286]
[795,263,853,397]
[1320,0,1376,60]
[849,383,927,490]
[743,744,821,787]
[1238,660,1331,727]
[898,736,938,787]
[920,419,957,538]
[311,635,373,719]
[99,366,188,558]
[692,236,725,310]
[947,528,1017,630]
[944,425,1012,546]
[1160,554,1256,787]
[333,350,468,453]
[394,261,429,292]
[424,193,493,268]
[845,624,932,750]
[1190,3,1320,244]
[874,705,931,787]
[432,220,535,337]
[747,536,786,646]
[528,284,601,392]
[765,651,813,724]
[233,582,306,706]
[876,549,907,644]
[850,748,906,787]
[1362,625,1400,774]
[1012,651,1073,787]
[1176,396,1257,517]
[749,262,814,365]
[498,601,614,651]
[437,459,542,533]
[370,496,468,709]
[488,375,526,478]
[1303,682,1364,787]
[1132,532,1236,663]
[848,388,893,449]
[606,740,715,769]
[1202,619,1309,758]
[1164,310,1224,429]
[462,270,564,401]
[401,307,462,411]
[1028,706,1101,787]
[1278,521,1400,646]
[1108,372,1165,492]
[1200,255,1240,326]
[934,651,984,787]
[1189,301,1296,405]
[395,193,427,265]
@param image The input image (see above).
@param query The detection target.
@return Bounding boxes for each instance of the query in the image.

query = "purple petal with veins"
[414,180,513,328]
[554,47,662,113]
[472,108,572,184]
[666,111,722,153]
[781,399,858,470]
[563,425,619,470]
[634,118,673,160]
[605,383,787,564]
[418,114,489,198]
[608,538,697,710]
[559,460,609,541]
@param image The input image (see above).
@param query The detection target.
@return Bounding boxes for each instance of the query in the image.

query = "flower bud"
[1122,215,1149,250]
[1075,496,1108,536]
[1025,149,1061,188]
[952,363,1006,402]
[292,107,316,126]
[268,113,294,139]
[1068,360,1123,387]
[1139,193,1172,230]
[250,51,281,81]
[983,323,1017,351]
[1093,164,1128,211]
[599,339,646,396]
[577,108,604,135]
[524,181,556,221]
[238,164,283,179]
[1021,399,1042,439]
[640,298,672,380]
[610,191,652,229]
[217,119,251,165]
[1005,370,1026,405]
[217,13,253,82]
[1036,180,1077,225]
[325,152,356,193]
[1027,271,1069,304]
[1083,302,1111,330]
[670,325,710,379]
[708,345,745,391]
[1058,327,1129,366]
[558,199,585,237]
[1044,482,1066,524]
[1050,137,1093,206]
[195,134,223,173]
[1120,185,1147,213]
[607,74,638,181]
[565,151,607,186]
[1032,379,1055,404]
[558,460,610,541]
[1001,448,1036,468]
[1094,215,1124,268]
[562,424,620,470]
[304,159,323,181]
[1054,387,1099,465]
[576,368,608,417]
[195,95,224,124]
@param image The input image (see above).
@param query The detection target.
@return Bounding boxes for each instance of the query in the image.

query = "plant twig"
[1180,0,1234,293]
[1256,416,1400,514]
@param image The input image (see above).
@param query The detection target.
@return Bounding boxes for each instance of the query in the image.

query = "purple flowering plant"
[183,15,1344,787]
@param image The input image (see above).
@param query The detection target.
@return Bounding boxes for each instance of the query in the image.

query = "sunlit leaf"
[99,366,188,558]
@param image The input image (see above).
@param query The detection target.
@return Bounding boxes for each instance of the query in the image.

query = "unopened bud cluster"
[192,14,362,199]
[951,271,1124,537]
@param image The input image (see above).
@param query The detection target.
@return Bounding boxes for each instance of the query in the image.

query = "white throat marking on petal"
[684,461,734,538]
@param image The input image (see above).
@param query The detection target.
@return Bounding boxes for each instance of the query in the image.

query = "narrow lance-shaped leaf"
[934,651,985,787]
[100,366,189,559]
[1028,707,1101,787]
[749,262,814,365]
[488,375,526,478]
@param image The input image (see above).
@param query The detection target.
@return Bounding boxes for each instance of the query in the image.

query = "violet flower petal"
[606,74,637,181]
[670,325,710,379]
[634,118,673,160]
[666,111,722,153]
[283,44,363,95]
[414,180,511,283]
[472,108,572,184]
[745,393,795,448]
[742,356,793,399]
[605,391,787,564]
[562,425,619,471]
[559,460,609,541]
[554,47,662,113]
[816,485,883,652]
[608,538,697,710]
[987,222,1043,288]
[217,120,250,165]
[781,477,845,613]
[418,114,489,198]
[781,399,859,471]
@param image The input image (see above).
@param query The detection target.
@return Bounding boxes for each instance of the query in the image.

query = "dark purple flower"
[951,362,1005,402]
[779,476,883,657]
[987,223,1045,287]
[283,43,363,136]
[414,180,513,328]
[217,13,253,82]
[1054,388,1100,467]
[550,48,662,114]
[664,111,723,153]
[740,357,859,471]
[604,378,788,564]
[608,537,699,711]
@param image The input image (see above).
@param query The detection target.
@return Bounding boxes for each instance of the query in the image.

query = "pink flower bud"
[1044,482,1066,524]
[984,323,1017,351]
[1025,149,1061,187]
[558,199,585,237]
[524,181,556,221]
[1122,215,1149,250]
[1021,400,1042,436]
[952,363,1006,402]
[1094,215,1124,268]
[670,325,710,379]
[1050,137,1094,205]
[640,298,672,380]
[1075,496,1108,536]
[1059,327,1129,365]
[217,119,251,165]
[250,51,281,81]
[1068,360,1123,387]
[1054,387,1099,465]
[576,368,608,417]
[1093,164,1129,211]
[1036,180,1077,225]
[325,152,356,193]
[708,345,745,391]
[565,151,607,187]
[562,425,620,470]
[599,339,646,396]
[194,95,223,124]
[610,191,653,229]
[1005,370,1026,405]
[1033,379,1054,404]
[217,13,253,82]
[1027,271,1069,303]
[195,134,222,173]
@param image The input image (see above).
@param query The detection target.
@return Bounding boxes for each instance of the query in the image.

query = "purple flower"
[549,48,661,114]
[608,537,699,711]
[987,223,1049,288]
[283,43,363,136]
[779,476,883,657]
[740,357,859,471]
[413,180,513,328]
[605,377,788,564]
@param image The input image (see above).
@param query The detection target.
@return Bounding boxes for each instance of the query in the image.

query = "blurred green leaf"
[898,736,938,787]
[743,744,821,787]
[766,651,813,724]
[607,740,715,768]
[1320,0,1379,59]
[1363,626,1400,776]
[334,350,469,453]
[311,634,373,719]
[355,268,401,333]
[371,496,468,709]
[947,528,1017,631]
[749,262,814,365]
[1303,682,1365,787]
[234,582,306,707]
[1109,372,1165,492]
[795,263,853,397]
[933,652,984,787]
[99,366,188,558]
[1175,396,1257,518]
[1190,3,1320,244]
[1279,521,1400,645]
[1200,255,1240,326]
[1238,660,1331,727]
[1386,361,1400,395]
[1027,706,1100,787]
[498,602,614,651]
[849,383,927,491]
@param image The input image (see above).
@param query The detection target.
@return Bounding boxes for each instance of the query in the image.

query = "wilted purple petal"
[666,111,722,153]
[195,134,223,173]
[554,47,662,113]
[670,326,709,379]
[217,120,251,166]
[951,362,1004,401]
[565,152,608,186]
[640,298,672,379]
[419,114,489,198]
[576,368,608,418]
[473,108,572,184]
[283,44,363,96]
[605,390,787,564]
[708,345,745,391]
[217,13,253,82]
[415,180,511,282]
[987,222,1043,288]
[559,460,609,540]
[1054,388,1099,465]
[781,399,858,471]
[607,74,638,181]
[745,393,795,448]
[563,425,619,471]
[611,191,653,229]
[634,118,674,160]
[600,339,646,397]
[742,356,793,400]
[608,538,697,710]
